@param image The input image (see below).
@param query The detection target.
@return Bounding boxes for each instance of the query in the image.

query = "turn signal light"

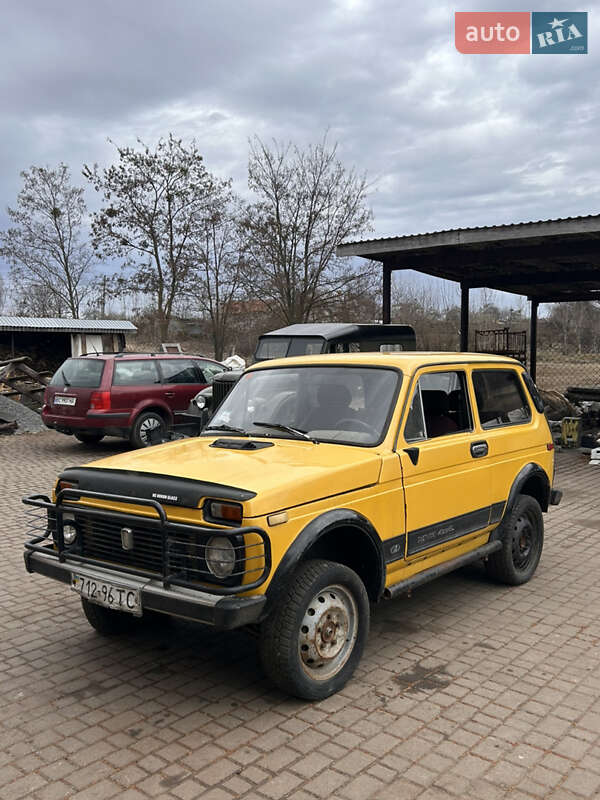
[90,391,111,411]
[204,500,243,525]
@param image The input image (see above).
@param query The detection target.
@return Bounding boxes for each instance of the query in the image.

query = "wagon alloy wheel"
[139,416,161,444]
[259,559,370,700]
[486,494,544,585]
[298,584,358,679]
[130,411,167,448]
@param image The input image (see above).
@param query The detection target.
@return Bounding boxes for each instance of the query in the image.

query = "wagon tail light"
[90,391,111,411]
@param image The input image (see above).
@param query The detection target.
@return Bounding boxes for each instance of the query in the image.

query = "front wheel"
[486,495,544,585]
[259,559,370,700]
[81,598,138,635]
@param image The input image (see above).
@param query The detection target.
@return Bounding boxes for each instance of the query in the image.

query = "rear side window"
[472,370,531,429]
[112,360,159,386]
[158,359,200,384]
[50,359,104,388]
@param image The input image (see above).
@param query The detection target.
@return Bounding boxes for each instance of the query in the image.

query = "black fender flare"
[490,462,550,541]
[265,509,386,610]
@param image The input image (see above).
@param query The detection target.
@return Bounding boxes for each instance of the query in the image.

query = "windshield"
[50,358,105,388]
[207,366,400,446]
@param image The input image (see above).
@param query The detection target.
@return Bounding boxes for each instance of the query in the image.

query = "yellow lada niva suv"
[24,352,561,700]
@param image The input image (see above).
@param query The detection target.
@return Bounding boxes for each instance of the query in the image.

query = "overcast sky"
[1,0,599,307]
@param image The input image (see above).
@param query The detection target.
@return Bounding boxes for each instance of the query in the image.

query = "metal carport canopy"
[337,214,600,380]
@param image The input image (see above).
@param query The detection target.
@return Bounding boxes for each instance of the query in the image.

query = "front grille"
[212,377,236,408]
[76,514,163,574]
[73,513,259,587]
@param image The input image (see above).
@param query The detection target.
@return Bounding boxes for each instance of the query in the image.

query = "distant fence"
[536,352,600,393]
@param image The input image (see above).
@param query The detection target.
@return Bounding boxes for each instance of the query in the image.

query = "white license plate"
[71,573,142,616]
[54,395,76,406]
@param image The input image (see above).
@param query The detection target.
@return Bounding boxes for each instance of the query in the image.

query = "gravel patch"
[0,395,45,434]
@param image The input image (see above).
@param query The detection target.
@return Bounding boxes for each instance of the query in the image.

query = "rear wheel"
[130,411,167,448]
[81,598,138,635]
[74,432,105,444]
[486,495,544,585]
[259,559,370,700]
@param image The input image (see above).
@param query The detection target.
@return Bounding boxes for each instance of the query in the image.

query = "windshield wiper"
[205,423,248,436]
[252,421,317,443]
[61,370,70,387]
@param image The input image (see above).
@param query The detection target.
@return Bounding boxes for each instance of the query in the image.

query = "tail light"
[90,391,111,411]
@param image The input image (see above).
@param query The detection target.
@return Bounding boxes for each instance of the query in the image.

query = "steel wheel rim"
[298,584,358,681]
[512,511,537,570]
[140,416,162,444]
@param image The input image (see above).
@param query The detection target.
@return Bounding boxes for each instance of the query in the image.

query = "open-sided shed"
[337,215,600,380]
[0,317,137,367]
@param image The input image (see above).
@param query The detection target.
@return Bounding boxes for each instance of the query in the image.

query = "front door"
[399,367,493,561]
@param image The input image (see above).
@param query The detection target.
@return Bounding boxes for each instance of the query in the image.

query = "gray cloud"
[1,0,599,295]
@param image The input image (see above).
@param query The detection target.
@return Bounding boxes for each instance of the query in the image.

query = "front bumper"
[24,547,266,630]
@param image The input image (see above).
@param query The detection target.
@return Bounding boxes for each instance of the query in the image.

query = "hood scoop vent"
[210,438,274,451]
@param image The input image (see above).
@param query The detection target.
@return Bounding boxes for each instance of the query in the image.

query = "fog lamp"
[62,513,77,545]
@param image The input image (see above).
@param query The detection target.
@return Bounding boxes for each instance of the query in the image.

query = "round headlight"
[206,536,235,579]
[194,395,207,410]
[63,522,77,545]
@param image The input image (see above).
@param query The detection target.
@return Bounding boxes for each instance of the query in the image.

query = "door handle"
[470,440,488,458]
[164,392,175,398]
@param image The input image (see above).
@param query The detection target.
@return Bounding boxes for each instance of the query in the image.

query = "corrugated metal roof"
[339,213,600,249]
[0,317,137,333]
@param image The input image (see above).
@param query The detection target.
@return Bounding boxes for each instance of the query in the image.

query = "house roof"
[0,317,137,334]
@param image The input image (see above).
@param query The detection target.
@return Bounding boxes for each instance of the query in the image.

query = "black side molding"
[384,541,502,600]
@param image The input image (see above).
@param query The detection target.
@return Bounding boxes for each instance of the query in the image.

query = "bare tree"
[84,135,226,341]
[0,274,5,314]
[193,194,245,361]
[243,135,373,324]
[0,164,95,318]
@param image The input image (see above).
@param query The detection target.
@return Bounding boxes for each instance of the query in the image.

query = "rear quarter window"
[50,358,105,388]
[112,360,159,386]
[472,370,531,429]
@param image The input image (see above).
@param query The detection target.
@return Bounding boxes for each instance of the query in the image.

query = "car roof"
[73,353,222,363]
[261,323,415,340]
[246,351,523,375]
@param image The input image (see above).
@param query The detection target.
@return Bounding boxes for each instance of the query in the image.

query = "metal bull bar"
[23,487,271,596]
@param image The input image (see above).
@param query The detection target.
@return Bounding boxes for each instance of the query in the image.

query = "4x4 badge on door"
[120,528,134,551]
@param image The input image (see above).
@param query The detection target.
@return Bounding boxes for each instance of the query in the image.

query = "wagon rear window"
[473,370,531,429]
[50,358,105,388]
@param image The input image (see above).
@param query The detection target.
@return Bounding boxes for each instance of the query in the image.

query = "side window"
[199,361,226,383]
[159,359,201,384]
[472,370,531,429]
[112,360,159,386]
[405,371,472,441]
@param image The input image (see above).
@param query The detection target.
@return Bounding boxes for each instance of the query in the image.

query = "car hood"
[81,436,383,517]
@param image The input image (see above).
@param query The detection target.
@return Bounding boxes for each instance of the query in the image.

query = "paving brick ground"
[1,431,600,799]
